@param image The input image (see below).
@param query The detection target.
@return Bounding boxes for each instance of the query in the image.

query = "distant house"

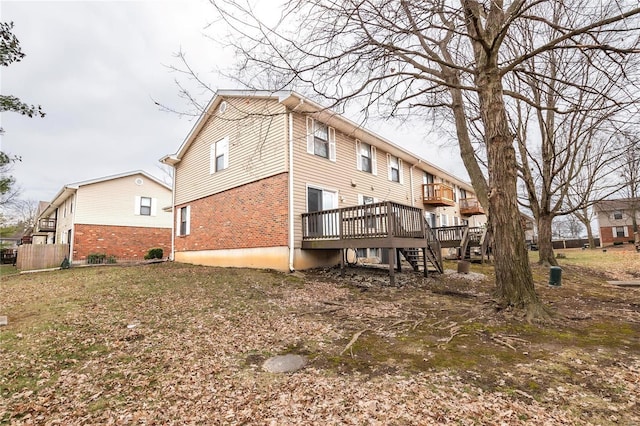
[594,198,640,247]
[32,171,173,262]
[161,90,487,273]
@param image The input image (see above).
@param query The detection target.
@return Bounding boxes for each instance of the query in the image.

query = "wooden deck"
[302,201,443,283]
[301,202,491,283]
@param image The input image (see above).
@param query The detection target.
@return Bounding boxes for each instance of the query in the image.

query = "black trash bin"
[549,266,562,287]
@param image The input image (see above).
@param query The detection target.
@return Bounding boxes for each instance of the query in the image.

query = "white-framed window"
[613,211,623,220]
[306,185,339,237]
[423,172,434,184]
[387,154,403,183]
[356,140,377,174]
[210,136,229,173]
[613,226,628,238]
[306,117,336,161]
[177,205,191,236]
[135,196,157,216]
[441,214,448,226]
[140,197,151,216]
[454,216,459,226]
[426,212,437,228]
[459,188,467,200]
[358,194,378,228]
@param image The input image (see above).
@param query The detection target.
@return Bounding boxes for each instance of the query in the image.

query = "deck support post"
[422,247,428,277]
[339,249,345,277]
[388,248,395,286]
[396,248,402,272]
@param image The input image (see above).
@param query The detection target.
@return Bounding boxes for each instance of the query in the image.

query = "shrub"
[144,248,163,260]
[87,253,106,264]
[106,255,117,264]
[613,241,623,246]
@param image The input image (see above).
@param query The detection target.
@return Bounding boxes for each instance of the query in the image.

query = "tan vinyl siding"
[291,111,487,245]
[174,98,288,205]
[55,195,75,244]
[291,113,414,247]
[73,175,172,228]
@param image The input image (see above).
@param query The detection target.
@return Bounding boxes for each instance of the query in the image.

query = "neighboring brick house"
[33,171,172,262]
[594,198,640,247]
[161,90,487,272]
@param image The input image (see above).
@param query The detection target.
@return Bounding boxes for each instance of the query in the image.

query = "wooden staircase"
[399,218,444,274]
[459,226,492,263]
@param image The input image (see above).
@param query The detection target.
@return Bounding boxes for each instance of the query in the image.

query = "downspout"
[170,166,176,261]
[410,163,416,207]
[288,98,304,272]
[70,194,76,262]
[288,111,296,271]
[410,159,422,208]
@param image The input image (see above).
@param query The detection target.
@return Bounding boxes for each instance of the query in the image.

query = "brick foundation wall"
[73,224,171,260]
[599,225,634,245]
[175,173,289,252]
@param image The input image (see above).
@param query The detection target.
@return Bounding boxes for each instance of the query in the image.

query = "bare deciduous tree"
[618,133,640,248]
[507,2,640,265]
[202,0,640,318]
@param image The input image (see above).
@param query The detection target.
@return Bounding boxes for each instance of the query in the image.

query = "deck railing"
[459,198,485,215]
[37,218,57,232]
[422,183,455,206]
[433,225,467,242]
[302,201,426,241]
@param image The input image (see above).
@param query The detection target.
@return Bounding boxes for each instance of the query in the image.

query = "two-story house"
[32,171,173,262]
[595,198,640,247]
[161,91,486,274]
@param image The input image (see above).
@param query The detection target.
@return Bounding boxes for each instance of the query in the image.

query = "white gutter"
[288,99,304,272]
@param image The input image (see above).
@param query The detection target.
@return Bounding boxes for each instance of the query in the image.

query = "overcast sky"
[1,0,465,205]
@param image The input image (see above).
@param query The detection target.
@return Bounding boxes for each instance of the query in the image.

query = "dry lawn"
[1,248,639,425]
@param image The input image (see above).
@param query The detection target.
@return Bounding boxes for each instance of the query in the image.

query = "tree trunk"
[585,220,596,250]
[476,67,543,317]
[537,214,558,266]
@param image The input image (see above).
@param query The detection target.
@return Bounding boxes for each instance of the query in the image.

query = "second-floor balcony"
[37,218,57,232]
[459,198,485,216]
[422,183,455,207]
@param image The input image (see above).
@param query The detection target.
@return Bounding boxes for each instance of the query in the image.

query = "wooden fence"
[16,244,69,271]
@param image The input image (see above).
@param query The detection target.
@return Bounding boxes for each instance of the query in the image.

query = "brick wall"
[175,173,289,252]
[73,223,171,260]
[599,225,634,245]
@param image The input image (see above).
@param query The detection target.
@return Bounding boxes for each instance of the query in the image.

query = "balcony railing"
[459,198,485,216]
[422,183,455,207]
[38,218,56,232]
[302,201,426,242]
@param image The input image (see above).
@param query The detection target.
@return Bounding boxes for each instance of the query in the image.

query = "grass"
[1,251,639,424]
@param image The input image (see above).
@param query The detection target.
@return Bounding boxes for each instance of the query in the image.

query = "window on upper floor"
[423,172,434,184]
[177,206,190,236]
[140,197,152,216]
[387,154,403,183]
[356,140,377,174]
[306,117,336,161]
[210,137,229,173]
[135,196,156,216]
[613,210,623,220]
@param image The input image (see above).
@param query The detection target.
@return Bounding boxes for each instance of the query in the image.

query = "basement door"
[307,187,338,238]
